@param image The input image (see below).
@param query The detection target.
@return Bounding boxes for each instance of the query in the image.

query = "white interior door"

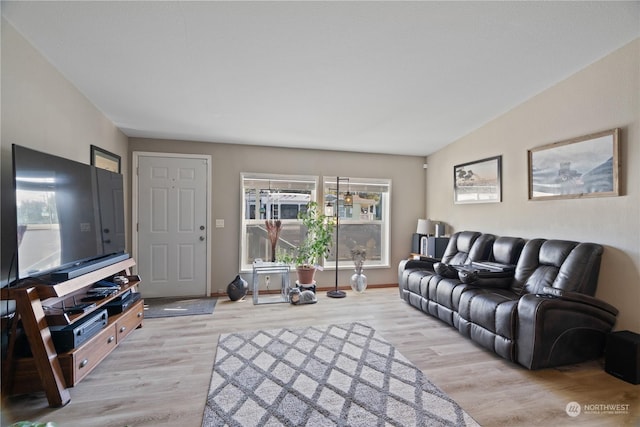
[135,154,210,298]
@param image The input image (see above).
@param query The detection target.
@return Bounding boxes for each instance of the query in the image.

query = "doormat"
[143,297,217,318]
[203,322,479,426]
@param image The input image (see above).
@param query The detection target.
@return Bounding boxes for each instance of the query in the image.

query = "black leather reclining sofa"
[398,231,618,369]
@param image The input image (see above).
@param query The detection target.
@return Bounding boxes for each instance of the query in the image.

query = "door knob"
[200,236,205,241]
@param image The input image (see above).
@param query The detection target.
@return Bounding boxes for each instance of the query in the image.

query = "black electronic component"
[104,292,141,315]
[605,330,640,384]
[50,309,108,352]
[64,303,96,314]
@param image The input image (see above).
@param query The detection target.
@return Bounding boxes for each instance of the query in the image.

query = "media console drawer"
[58,324,117,386]
[115,299,144,342]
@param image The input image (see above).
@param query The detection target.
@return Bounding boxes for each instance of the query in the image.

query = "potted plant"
[278,202,334,284]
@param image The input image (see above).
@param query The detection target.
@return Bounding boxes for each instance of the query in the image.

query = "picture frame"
[528,128,619,201]
[91,145,121,173]
[454,155,502,204]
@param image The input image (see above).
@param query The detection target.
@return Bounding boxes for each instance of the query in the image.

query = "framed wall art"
[454,155,502,204]
[528,128,619,201]
[91,145,121,173]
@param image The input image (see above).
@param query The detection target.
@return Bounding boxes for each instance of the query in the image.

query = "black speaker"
[426,237,449,259]
[605,330,640,384]
[411,233,427,254]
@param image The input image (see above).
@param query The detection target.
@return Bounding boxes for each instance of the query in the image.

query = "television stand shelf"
[1,258,143,407]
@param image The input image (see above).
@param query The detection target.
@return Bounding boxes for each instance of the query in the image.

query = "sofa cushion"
[440,231,481,265]
[515,240,603,296]
[457,288,520,339]
[468,233,496,263]
[491,236,526,265]
[406,270,429,299]
[432,276,466,325]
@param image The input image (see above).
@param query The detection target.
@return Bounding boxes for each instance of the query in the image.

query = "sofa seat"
[457,288,520,361]
[432,278,476,326]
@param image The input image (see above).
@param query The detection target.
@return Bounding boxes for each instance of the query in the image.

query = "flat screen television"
[12,144,128,282]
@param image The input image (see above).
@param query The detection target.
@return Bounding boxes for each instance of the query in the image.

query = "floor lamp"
[327,177,350,298]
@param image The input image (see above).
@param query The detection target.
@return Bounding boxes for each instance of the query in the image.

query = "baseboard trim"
[210,283,397,298]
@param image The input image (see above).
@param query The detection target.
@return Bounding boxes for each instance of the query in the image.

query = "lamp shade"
[416,219,431,235]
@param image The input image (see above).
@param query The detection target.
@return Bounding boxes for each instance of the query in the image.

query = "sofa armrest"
[516,293,618,369]
[455,264,514,288]
[434,262,458,278]
[539,286,619,316]
[457,270,513,288]
[403,258,438,271]
[399,258,439,298]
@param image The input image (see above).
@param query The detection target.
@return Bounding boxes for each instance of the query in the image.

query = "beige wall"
[128,139,426,293]
[426,39,640,331]
[1,20,129,286]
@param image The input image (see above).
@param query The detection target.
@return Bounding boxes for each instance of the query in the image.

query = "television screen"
[12,145,126,280]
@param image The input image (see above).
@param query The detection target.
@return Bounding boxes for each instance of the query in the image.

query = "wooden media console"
[1,258,143,407]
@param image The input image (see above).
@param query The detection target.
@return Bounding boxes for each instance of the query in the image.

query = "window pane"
[326,223,383,263]
[323,177,391,268]
[241,173,317,270]
[244,189,312,220]
[244,222,306,264]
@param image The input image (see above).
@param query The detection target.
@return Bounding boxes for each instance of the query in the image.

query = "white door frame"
[132,151,212,296]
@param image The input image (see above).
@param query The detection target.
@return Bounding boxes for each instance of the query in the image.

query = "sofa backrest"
[491,236,525,265]
[441,231,479,265]
[442,231,494,265]
[469,234,496,262]
[511,239,603,296]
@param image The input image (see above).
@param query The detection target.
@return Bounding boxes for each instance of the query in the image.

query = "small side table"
[252,262,291,305]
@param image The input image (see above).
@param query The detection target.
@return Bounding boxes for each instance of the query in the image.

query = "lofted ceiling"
[2,1,639,156]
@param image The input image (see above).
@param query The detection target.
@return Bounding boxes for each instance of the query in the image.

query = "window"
[323,177,391,269]
[240,173,390,272]
[240,173,317,271]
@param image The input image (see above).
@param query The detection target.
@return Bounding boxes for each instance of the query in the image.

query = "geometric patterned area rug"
[202,322,479,426]
[143,297,217,318]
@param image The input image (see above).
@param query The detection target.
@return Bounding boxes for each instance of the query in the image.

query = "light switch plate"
[215,219,224,228]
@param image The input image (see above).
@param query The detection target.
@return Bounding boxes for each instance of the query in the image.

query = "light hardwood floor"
[2,288,638,426]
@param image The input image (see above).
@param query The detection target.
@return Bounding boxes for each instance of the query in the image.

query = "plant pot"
[296,266,316,285]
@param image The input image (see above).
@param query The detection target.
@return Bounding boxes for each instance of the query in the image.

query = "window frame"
[322,176,391,270]
[239,173,318,272]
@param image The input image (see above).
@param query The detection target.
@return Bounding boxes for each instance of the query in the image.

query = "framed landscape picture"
[454,155,502,204]
[528,129,619,201]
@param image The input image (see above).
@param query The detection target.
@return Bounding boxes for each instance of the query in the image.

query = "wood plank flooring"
[2,288,638,426]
